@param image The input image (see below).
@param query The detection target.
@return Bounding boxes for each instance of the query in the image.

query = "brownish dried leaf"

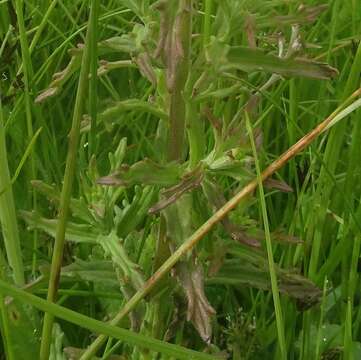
[244,14,257,49]
[35,46,83,103]
[134,52,157,86]
[177,262,216,344]
[152,0,170,60]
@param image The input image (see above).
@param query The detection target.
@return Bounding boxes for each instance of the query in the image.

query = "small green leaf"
[163,193,194,247]
[100,36,138,53]
[20,211,99,243]
[62,259,118,287]
[97,159,183,187]
[31,181,95,224]
[99,230,145,291]
[98,100,167,130]
[204,152,253,181]
[100,24,149,54]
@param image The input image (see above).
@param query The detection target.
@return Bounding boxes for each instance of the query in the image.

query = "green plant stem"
[89,0,100,157]
[344,298,353,359]
[14,0,35,284]
[0,278,216,360]
[315,277,329,360]
[79,88,361,360]
[203,0,212,46]
[245,111,286,359]
[39,2,97,358]
[349,234,361,300]
[187,98,205,168]
[0,98,24,285]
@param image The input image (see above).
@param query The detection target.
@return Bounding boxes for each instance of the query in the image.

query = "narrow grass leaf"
[245,112,287,359]
[322,98,361,132]
[0,279,217,360]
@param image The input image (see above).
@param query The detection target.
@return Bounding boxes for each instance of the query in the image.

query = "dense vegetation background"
[0,0,361,359]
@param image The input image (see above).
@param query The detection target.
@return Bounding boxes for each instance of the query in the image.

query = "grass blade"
[245,111,286,359]
[39,1,100,358]
[0,278,217,360]
[0,98,24,285]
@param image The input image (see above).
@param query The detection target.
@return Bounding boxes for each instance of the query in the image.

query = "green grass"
[0,1,361,359]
